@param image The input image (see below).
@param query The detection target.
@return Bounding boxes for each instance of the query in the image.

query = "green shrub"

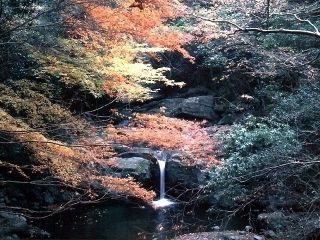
[210,116,300,183]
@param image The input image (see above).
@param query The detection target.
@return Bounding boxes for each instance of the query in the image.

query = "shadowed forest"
[0,0,319,239]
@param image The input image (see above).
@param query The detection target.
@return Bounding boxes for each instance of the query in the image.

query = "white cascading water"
[158,160,166,199]
[152,159,174,208]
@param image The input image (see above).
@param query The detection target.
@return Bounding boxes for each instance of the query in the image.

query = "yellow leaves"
[102,44,184,101]
[59,1,191,102]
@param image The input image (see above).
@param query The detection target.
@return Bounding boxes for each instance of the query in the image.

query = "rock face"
[112,157,151,181]
[111,146,209,199]
[144,98,184,116]
[180,96,217,120]
[165,159,208,189]
[140,95,218,120]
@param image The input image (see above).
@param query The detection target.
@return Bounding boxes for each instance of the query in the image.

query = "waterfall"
[152,158,174,208]
[158,160,166,199]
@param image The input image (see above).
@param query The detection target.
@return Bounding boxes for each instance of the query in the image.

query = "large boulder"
[140,95,217,120]
[111,147,210,199]
[150,151,209,199]
[112,157,151,181]
[180,96,217,120]
[165,159,209,189]
[140,98,184,116]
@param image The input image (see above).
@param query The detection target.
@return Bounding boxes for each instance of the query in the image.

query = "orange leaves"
[83,1,185,47]
[106,113,220,165]
[0,109,155,203]
[61,0,192,102]
[69,0,189,50]
[76,137,117,166]
[92,176,156,202]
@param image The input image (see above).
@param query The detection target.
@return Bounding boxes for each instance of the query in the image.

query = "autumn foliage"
[70,0,188,49]
[107,113,220,165]
[0,108,156,203]
[60,0,191,101]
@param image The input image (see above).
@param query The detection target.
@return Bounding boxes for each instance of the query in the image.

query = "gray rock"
[253,235,263,240]
[140,95,217,120]
[264,230,277,238]
[112,157,151,181]
[141,98,184,116]
[180,96,217,120]
[0,212,28,237]
[257,212,287,231]
[245,225,253,232]
[213,225,220,231]
[165,159,209,188]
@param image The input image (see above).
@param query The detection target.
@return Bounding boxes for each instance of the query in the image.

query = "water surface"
[37,201,247,240]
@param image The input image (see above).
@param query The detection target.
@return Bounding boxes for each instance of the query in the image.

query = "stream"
[35,201,248,240]
[35,150,248,239]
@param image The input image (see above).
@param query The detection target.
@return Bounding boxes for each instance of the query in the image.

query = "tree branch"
[194,15,320,39]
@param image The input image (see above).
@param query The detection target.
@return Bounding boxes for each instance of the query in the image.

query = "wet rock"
[112,157,151,181]
[230,236,240,240]
[2,234,20,240]
[180,86,215,98]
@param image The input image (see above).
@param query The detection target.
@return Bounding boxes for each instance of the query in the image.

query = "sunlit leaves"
[107,113,220,165]
[63,0,190,101]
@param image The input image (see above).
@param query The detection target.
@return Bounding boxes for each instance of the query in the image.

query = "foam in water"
[152,198,174,208]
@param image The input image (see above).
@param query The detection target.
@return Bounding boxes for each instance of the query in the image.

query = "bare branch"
[193,14,320,39]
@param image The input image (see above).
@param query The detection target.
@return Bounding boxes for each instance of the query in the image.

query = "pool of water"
[35,201,247,240]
